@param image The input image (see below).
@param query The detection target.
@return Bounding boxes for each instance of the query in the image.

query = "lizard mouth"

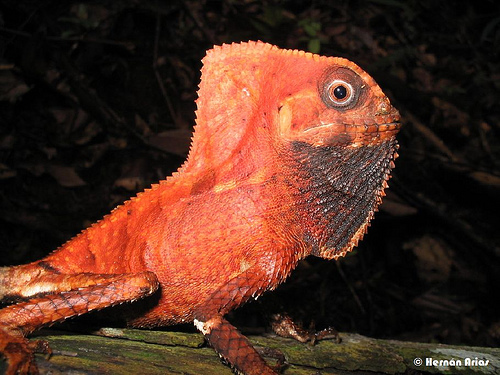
[302,120,401,147]
[303,120,402,132]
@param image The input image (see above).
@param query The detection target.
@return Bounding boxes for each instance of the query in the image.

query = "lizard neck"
[285,138,398,259]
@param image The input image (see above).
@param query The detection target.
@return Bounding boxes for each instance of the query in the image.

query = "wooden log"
[2,328,493,374]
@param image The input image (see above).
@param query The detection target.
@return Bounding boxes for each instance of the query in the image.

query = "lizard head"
[187,41,401,260]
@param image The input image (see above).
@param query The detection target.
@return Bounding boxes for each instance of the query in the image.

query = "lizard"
[0,41,401,375]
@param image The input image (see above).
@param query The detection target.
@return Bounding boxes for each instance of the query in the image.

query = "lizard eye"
[319,67,366,111]
[325,80,355,107]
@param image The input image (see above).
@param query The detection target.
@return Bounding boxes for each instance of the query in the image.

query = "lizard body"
[0,41,400,374]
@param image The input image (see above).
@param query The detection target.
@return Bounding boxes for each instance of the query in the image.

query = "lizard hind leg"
[0,271,159,374]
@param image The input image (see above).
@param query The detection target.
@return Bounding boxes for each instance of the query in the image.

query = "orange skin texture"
[0,41,401,374]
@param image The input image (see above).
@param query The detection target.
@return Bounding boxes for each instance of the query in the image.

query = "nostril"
[377,97,392,115]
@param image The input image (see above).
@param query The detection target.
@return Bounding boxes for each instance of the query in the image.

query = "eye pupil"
[333,85,347,99]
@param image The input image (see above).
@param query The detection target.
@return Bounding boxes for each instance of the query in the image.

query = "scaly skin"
[0,41,401,374]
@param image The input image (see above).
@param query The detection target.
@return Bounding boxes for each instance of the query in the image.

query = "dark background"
[0,0,499,348]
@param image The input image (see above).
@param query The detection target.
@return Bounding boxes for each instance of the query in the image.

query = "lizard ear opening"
[278,102,293,138]
[320,67,366,111]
